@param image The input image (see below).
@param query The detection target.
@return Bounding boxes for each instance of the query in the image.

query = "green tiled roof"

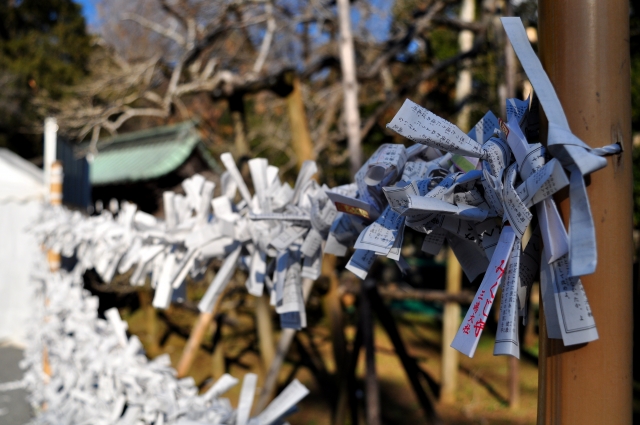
[88,121,220,185]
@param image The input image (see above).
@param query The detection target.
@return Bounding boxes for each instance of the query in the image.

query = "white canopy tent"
[0,148,45,346]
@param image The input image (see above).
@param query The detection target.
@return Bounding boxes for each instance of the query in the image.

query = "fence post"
[43,160,63,404]
[537,2,633,423]
[46,161,63,272]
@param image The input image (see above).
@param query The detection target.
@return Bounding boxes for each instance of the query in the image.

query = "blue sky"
[75,0,393,38]
[75,0,99,28]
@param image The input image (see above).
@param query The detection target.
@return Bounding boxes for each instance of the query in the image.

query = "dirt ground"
[288,315,538,425]
[124,298,538,425]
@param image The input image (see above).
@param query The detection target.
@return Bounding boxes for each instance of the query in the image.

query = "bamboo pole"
[441,0,475,401]
[537,1,633,423]
[440,248,462,404]
[502,2,521,409]
[176,289,225,379]
[176,311,215,378]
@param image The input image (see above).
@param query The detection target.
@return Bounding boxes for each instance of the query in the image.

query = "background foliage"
[0,0,92,158]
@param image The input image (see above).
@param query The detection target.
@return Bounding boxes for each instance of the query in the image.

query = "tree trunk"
[454,0,476,132]
[337,0,362,176]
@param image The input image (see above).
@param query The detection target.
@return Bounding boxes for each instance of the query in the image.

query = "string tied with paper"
[30,17,622,365]
[373,17,618,358]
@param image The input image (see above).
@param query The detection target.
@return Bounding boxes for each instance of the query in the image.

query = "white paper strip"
[549,253,599,345]
[236,373,257,425]
[494,239,521,358]
[387,99,485,158]
[251,379,310,425]
[451,226,516,357]
[198,245,242,313]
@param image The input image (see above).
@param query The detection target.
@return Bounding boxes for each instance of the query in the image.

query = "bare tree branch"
[359,37,486,142]
[158,0,191,30]
[433,16,486,32]
[362,0,447,80]
[252,1,276,74]
[41,0,494,174]
[122,12,186,46]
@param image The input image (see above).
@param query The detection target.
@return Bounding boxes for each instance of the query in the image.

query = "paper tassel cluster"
[14,257,308,425]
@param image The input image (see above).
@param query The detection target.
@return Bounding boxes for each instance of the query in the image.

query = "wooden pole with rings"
[537,1,633,423]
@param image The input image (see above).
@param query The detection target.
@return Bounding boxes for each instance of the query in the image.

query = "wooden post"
[508,356,519,409]
[440,247,462,404]
[361,280,380,425]
[285,72,347,421]
[42,160,63,404]
[503,0,517,104]
[441,0,475,402]
[176,311,215,378]
[254,277,315,413]
[368,285,440,424]
[537,1,633,423]
[255,294,276,370]
[47,161,63,271]
[211,313,226,377]
[138,288,160,357]
[176,286,227,378]
[347,326,363,425]
[336,0,362,176]
[322,255,349,425]
[229,94,250,157]
[502,3,521,408]
[524,283,538,349]
[286,75,315,169]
